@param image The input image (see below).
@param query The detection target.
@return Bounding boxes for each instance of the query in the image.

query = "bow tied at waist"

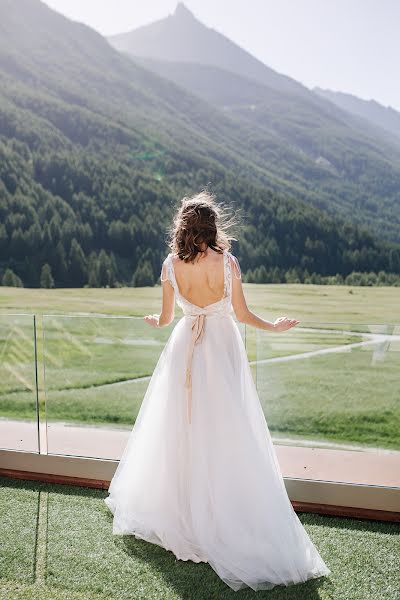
[185,313,206,424]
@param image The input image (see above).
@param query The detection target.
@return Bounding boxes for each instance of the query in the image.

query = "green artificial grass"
[0,481,38,584]
[0,477,399,599]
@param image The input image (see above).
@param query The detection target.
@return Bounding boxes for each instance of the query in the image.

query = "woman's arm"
[144,259,175,328]
[230,255,299,332]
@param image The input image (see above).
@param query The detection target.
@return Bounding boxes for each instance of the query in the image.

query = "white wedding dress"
[104,249,331,591]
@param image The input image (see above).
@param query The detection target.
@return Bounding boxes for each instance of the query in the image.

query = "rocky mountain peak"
[173,2,196,21]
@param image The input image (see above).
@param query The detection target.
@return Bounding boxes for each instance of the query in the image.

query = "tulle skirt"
[104,313,331,591]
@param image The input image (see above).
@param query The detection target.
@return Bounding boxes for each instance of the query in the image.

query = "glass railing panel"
[42,313,246,460]
[42,314,181,459]
[0,314,39,453]
[40,312,399,489]
[255,322,400,486]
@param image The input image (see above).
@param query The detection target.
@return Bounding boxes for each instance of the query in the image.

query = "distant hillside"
[314,87,400,142]
[108,4,400,244]
[1,0,400,288]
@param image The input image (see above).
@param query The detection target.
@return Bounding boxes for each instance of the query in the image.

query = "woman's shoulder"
[162,252,180,275]
[226,250,241,279]
[163,252,177,263]
[160,253,175,282]
[224,248,236,261]
[167,252,180,267]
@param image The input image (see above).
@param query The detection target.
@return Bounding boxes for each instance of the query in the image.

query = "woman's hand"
[143,314,160,327]
[273,316,300,332]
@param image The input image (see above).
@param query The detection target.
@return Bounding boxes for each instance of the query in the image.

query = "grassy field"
[0,477,399,600]
[1,282,400,322]
[0,284,399,450]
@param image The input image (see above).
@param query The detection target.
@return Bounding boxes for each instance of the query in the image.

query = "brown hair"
[167,190,238,263]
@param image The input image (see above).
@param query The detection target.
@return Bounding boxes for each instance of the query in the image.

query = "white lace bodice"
[161,249,241,318]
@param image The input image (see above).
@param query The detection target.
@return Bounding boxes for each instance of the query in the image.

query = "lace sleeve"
[160,255,172,284]
[230,254,242,279]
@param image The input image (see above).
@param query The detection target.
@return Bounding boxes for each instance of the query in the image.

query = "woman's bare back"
[171,248,225,309]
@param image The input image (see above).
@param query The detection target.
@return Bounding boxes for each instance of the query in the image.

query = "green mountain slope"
[1,0,400,288]
[108,5,400,244]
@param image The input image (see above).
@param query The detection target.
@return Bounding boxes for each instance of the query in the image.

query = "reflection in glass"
[0,314,39,452]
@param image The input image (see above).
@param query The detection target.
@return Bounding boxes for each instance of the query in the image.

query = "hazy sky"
[44,0,400,111]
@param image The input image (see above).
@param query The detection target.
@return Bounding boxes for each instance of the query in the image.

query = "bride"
[104,191,331,591]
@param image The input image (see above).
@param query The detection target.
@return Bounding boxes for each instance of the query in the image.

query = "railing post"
[33,315,41,454]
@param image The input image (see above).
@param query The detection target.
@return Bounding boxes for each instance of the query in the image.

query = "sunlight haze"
[43,0,400,111]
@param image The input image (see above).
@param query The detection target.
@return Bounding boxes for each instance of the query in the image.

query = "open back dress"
[104,249,331,592]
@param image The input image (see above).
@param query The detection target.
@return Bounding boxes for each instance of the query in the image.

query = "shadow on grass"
[100,495,331,599]
[298,511,399,537]
[0,477,41,585]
